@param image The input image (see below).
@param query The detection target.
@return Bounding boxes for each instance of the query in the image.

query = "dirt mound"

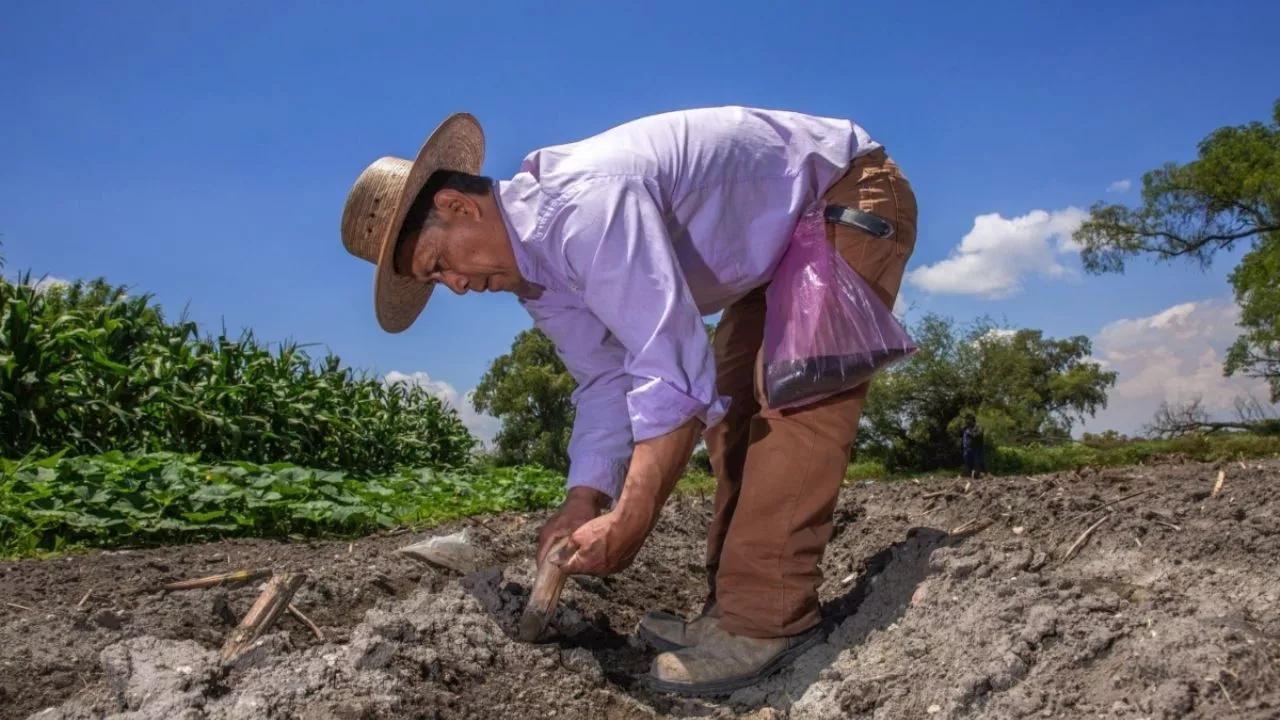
[3,458,1278,719]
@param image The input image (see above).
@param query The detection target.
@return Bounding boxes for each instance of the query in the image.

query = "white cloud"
[29,275,71,293]
[1106,179,1132,193]
[979,327,1017,343]
[905,207,1088,299]
[384,370,502,448]
[1080,299,1276,436]
[892,290,909,319]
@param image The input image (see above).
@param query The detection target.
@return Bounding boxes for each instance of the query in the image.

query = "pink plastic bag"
[762,205,918,410]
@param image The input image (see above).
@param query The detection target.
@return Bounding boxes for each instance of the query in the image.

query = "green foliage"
[1224,234,1280,398]
[1080,430,1132,450]
[675,469,716,496]
[0,272,475,472]
[989,433,1280,475]
[858,313,1117,472]
[1074,98,1280,401]
[0,451,565,557]
[839,434,1280,481]
[471,328,577,472]
[845,460,889,481]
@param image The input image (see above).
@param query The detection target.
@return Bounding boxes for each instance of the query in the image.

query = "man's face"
[393,189,524,295]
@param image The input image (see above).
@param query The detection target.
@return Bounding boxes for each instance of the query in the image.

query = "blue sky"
[3,0,1278,439]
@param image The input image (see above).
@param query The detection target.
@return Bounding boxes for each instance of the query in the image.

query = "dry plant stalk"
[949,518,993,536]
[922,487,960,500]
[288,603,325,642]
[1062,515,1110,562]
[1212,470,1225,498]
[164,568,272,591]
[219,573,306,662]
[1092,489,1148,513]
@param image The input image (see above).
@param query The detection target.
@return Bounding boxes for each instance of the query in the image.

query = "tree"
[473,321,721,471]
[1144,395,1280,438]
[857,313,1117,472]
[1073,98,1280,401]
[471,328,577,471]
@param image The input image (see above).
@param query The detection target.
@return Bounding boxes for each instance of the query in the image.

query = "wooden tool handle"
[517,537,577,642]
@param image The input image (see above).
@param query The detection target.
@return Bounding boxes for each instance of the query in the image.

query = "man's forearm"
[613,416,704,526]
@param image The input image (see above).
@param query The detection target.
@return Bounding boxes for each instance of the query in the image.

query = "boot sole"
[645,625,827,697]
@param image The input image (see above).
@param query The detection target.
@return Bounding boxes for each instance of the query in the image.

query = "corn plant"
[0,270,476,473]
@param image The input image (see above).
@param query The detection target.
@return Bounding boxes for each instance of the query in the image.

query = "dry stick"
[163,568,272,591]
[1217,681,1238,711]
[949,518,994,536]
[287,603,325,642]
[1062,515,1110,562]
[76,589,93,608]
[922,488,959,500]
[1212,470,1226,498]
[219,573,306,662]
[5,602,34,612]
[1091,489,1149,513]
[1050,489,1149,532]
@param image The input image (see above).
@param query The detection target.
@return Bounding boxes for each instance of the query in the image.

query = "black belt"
[824,204,895,240]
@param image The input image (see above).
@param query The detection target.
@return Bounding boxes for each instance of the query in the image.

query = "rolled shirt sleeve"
[553,177,729,443]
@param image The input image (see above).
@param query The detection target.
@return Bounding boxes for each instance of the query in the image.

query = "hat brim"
[372,113,485,333]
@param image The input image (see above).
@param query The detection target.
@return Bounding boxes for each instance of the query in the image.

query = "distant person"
[339,106,918,694]
[962,413,986,478]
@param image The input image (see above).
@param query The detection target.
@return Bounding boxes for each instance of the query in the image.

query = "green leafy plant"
[0,272,476,473]
[0,451,565,557]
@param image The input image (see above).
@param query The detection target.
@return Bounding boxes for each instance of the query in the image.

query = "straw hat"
[341,113,485,333]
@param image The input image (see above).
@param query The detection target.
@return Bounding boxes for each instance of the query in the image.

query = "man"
[962,413,986,479]
[340,106,918,695]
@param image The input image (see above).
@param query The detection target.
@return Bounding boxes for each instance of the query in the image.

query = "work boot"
[647,621,827,696]
[635,610,719,652]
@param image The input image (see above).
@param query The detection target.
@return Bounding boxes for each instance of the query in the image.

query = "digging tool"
[517,537,577,642]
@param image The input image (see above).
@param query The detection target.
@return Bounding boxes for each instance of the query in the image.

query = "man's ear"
[433,189,480,221]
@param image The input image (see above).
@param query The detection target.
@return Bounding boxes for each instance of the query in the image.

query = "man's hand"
[558,496,656,575]
[552,417,704,576]
[537,487,610,566]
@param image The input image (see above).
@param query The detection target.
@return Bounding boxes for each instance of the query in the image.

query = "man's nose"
[446,273,469,294]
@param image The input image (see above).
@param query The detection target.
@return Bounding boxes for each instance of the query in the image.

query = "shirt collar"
[494,173,564,296]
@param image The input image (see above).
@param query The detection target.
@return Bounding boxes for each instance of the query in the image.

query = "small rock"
[560,648,604,685]
[91,609,128,631]
[949,556,983,578]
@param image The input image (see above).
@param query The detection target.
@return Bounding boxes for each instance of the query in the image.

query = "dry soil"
[2,456,1277,719]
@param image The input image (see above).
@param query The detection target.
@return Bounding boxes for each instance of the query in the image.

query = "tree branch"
[1108,223,1280,260]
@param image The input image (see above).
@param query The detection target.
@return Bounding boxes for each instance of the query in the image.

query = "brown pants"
[704,147,918,638]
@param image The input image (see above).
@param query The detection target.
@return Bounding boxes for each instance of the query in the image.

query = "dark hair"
[401,170,493,233]
[392,170,492,273]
